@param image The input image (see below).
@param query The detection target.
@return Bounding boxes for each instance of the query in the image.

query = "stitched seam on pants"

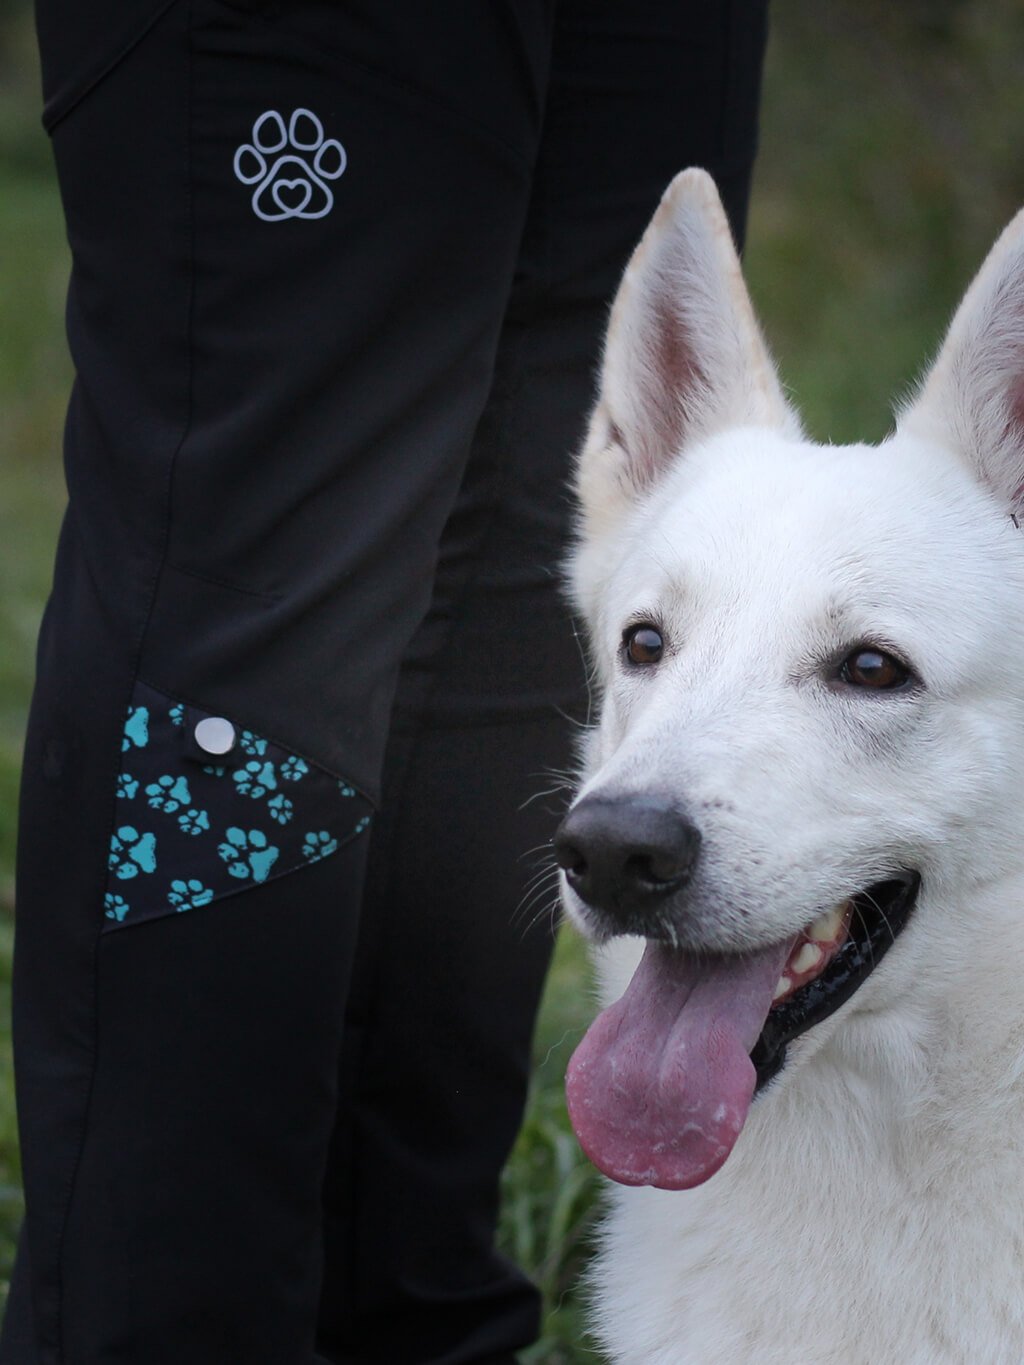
[164,559,284,604]
[137,676,378,804]
[43,0,181,132]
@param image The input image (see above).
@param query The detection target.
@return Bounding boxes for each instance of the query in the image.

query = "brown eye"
[624,624,664,666]
[839,648,911,690]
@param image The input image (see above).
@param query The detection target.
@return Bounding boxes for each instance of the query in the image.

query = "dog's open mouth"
[566,872,920,1192]
[752,872,919,1090]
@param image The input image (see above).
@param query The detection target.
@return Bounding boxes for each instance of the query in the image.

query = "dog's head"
[558,169,1024,1191]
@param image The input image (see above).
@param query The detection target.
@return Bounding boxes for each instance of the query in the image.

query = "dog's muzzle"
[553,794,701,938]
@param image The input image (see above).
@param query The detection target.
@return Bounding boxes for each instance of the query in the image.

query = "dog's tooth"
[792,943,823,976]
[772,976,791,1002]
[808,903,847,943]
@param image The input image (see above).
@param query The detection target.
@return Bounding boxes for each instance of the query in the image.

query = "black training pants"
[3,3,768,1361]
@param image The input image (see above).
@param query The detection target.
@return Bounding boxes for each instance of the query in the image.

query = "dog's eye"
[839,648,911,690]
[624,624,664,666]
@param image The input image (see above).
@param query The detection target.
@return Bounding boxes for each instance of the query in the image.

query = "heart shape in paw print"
[272,179,312,214]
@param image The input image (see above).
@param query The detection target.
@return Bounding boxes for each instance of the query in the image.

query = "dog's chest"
[592,1099,1024,1364]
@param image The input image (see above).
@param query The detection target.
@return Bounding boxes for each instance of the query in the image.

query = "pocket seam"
[43,0,180,133]
[138,678,374,799]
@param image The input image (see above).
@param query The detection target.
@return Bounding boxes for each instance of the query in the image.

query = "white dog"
[555,169,1024,1363]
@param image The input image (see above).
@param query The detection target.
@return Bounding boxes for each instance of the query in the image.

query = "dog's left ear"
[576,168,798,541]
[899,206,1024,519]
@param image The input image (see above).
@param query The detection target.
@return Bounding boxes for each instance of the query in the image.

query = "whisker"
[517,862,559,902]
[849,897,875,967]
[514,876,564,937]
[518,839,559,869]
[853,887,898,967]
[520,782,573,811]
[566,620,598,727]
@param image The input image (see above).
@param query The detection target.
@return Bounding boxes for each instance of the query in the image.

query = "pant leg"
[3,4,560,1361]
[317,3,769,1362]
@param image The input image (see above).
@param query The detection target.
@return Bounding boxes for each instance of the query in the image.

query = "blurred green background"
[1,1,1022,1359]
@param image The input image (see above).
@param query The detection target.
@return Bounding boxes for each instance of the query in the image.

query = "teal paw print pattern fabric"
[102,681,372,931]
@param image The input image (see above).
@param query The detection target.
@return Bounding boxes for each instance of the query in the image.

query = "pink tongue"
[567,938,792,1190]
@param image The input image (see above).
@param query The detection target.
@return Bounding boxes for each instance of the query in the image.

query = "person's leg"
[317,3,769,1362]
[3,3,559,1361]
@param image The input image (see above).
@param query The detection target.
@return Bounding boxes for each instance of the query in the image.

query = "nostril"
[624,850,681,887]
[553,829,587,876]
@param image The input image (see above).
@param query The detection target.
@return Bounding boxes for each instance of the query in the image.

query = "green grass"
[744,0,1024,445]
[1,0,1023,1356]
[0,173,69,903]
[501,929,604,1363]
[0,9,70,1302]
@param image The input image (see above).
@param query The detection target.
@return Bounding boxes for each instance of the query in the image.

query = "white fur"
[563,169,1024,1362]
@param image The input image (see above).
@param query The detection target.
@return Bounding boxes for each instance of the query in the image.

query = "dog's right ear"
[576,168,798,541]
[897,205,1024,523]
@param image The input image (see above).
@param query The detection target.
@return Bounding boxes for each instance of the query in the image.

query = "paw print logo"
[177,807,210,837]
[233,760,277,799]
[118,774,139,801]
[168,703,185,727]
[239,729,268,757]
[217,827,280,883]
[109,825,157,880]
[167,878,214,911]
[339,782,355,798]
[280,755,309,783]
[104,892,131,923]
[233,109,347,222]
[267,793,293,826]
[122,705,149,752]
[302,830,339,863]
[146,774,192,813]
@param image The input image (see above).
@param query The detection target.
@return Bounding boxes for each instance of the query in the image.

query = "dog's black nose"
[554,795,701,933]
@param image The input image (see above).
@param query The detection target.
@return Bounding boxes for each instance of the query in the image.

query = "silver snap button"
[194,716,237,756]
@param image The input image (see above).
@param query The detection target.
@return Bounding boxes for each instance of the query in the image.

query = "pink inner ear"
[1006,372,1024,510]
[632,292,708,487]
